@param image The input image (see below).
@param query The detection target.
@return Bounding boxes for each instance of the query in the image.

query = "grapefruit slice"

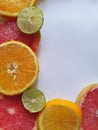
[76,84,98,130]
[0,94,38,130]
[0,19,41,52]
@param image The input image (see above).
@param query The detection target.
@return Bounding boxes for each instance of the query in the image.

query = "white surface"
[37,0,98,102]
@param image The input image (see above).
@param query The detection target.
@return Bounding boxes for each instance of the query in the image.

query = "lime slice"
[17,6,44,34]
[22,88,46,113]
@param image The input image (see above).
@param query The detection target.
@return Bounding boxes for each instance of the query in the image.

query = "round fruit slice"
[17,6,44,34]
[0,40,39,95]
[38,99,82,130]
[0,19,41,52]
[76,84,98,130]
[22,88,46,113]
[0,0,36,17]
[0,94,38,130]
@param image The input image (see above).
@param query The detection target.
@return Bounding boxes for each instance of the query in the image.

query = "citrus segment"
[17,6,44,34]
[0,0,36,17]
[0,40,39,95]
[0,19,41,52]
[76,84,98,130]
[38,99,82,130]
[22,88,46,113]
[0,94,38,130]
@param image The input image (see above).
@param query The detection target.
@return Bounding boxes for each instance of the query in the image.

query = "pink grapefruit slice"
[0,94,38,130]
[0,19,41,52]
[76,84,98,130]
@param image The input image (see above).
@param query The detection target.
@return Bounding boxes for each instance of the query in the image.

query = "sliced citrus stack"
[0,0,36,17]
[38,99,82,130]
[0,40,39,95]
[0,19,41,52]
[76,84,98,130]
[0,94,38,130]
[22,88,46,113]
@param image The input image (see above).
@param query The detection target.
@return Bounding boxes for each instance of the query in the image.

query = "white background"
[36,0,98,102]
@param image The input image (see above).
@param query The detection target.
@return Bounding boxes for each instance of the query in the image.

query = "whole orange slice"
[0,40,39,95]
[38,99,82,130]
[0,0,36,17]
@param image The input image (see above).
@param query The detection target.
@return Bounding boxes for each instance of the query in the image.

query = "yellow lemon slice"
[38,99,82,130]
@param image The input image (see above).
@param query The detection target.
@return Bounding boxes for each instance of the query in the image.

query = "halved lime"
[17,6,44,34]
[22,88,46,113]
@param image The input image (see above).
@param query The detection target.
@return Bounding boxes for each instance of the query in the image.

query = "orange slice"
[0,0,36,17]
[0,40,39,95]
[38,99,82,130]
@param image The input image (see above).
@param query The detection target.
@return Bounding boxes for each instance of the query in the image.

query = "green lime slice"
[22,88,46,113]
[17,6,44,34]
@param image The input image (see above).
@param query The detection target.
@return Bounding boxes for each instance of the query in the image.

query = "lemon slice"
[22,88,46,113]
[17,6,44,34]
[38,99,82,130]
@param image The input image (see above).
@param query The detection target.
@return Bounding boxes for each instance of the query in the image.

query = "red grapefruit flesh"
[0,19,41,52]
[0,94,38,130]
[76,84,98,130]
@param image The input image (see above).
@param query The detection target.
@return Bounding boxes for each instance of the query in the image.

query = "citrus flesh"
[76,84,98,130]
[0,40,39,95]
[0,0,36,17]
[38,99,82,130]
[17,6,44,34]
[0,19,41,52]
[0,94,38,130]
[22,88,46,113]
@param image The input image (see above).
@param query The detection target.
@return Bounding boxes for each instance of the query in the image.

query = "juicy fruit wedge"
[38,99,82,130]
[22,88,46,113]
[0,40,39,95]
[17,6,44,34]
[0,0,36,17]
[0,94,38,130]
[76,84,98,130]
[0,19,41,52]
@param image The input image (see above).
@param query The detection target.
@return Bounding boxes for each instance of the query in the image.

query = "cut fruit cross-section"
[0,0,36,17]
[0,19,41,52]
[0,40,39,95]
[76,84,98,130]
[38,99,82,130]
[17,6,44,34]
[0,94,38,130]
[22,88,46,113]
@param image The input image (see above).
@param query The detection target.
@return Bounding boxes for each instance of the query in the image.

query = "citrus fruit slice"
[17,6,44,34]
[0,0,36,17]
[22,88,46,113]
[38,99,82,130]
[0,19,41,52]
[0,40,39,95]
[76,84,98,130]
[0,94,38,130]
